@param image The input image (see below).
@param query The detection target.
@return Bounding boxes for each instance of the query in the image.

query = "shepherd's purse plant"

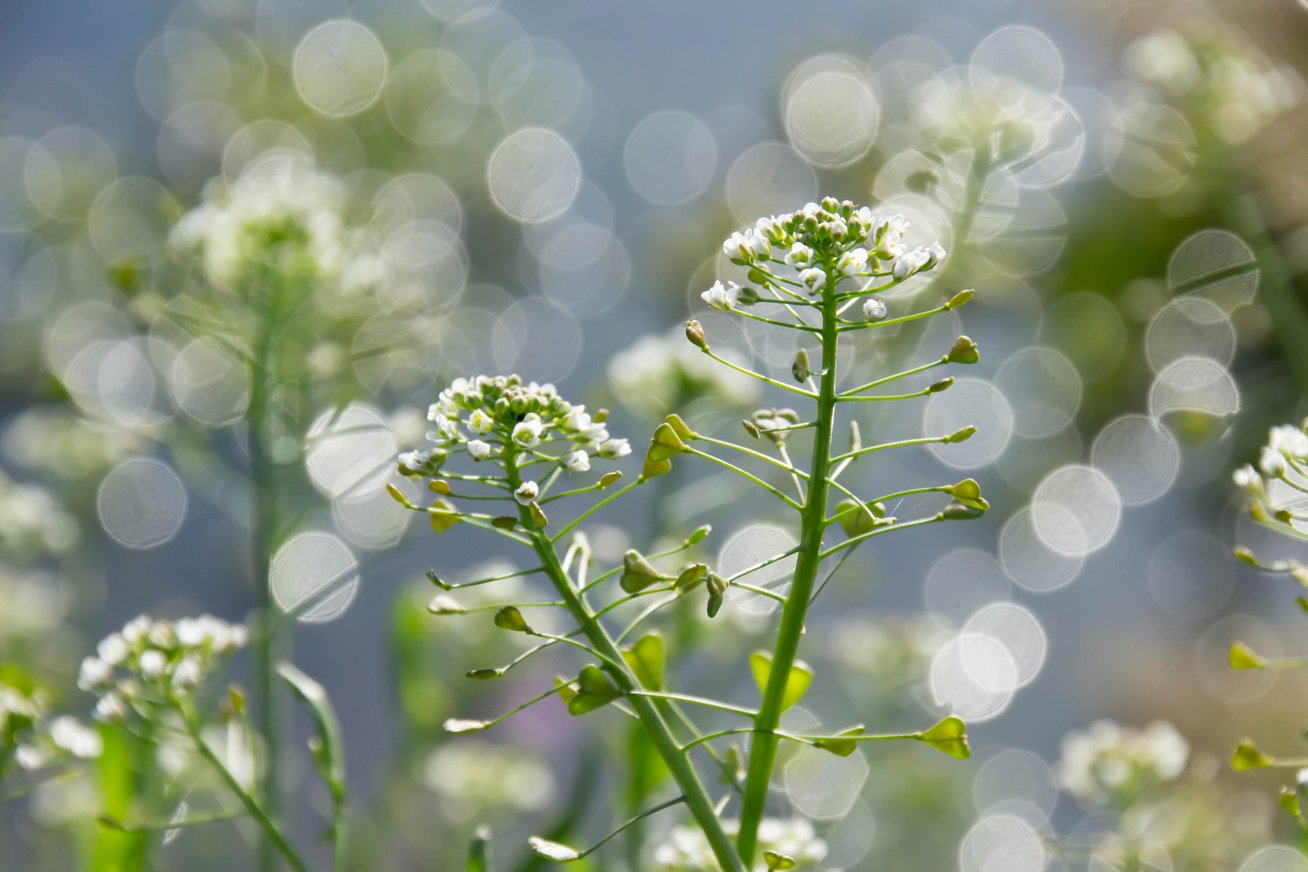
[391,196,990,870]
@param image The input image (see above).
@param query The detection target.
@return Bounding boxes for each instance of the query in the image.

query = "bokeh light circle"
[305,404,396,500]
[999,507,1085,593]
[717,523,797,615]
[1168,229,1258,312]
[1089,415,1180,505]
[930,633,1018,722]
[1145,297,1235,373]
[293,20,389,117]
[490,296,583,383]
[97,458,188,550]
[1240,847,1308,872]
[1031,465,1121,556]
[994,347,1081,438]
[724,142,818,224]
[782,60,879,168]
[925,549,1013,628]
[270,531,360,623]
[1147,530,1235,621]
[963,603,1047,688]
[486,128,581,223]
[623,110,718,206]
[924,377,1014,469]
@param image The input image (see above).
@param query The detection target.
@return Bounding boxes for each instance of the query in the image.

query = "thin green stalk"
[247,298,282,872]
[736,270,840,864]
[181,704,309,872]
[503,450,746,872]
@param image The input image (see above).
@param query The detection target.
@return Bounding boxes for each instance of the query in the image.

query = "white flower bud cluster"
[2,683,102,773]
[399,375,630,478]
[170,154,374,295]
[77,615,248,719]
[703,197,945,312]
[654,817,828,871]
[1124,26,1302,144]
[607,330,759,419]
[1256,423,1308,479]
[1057,719,1189,806]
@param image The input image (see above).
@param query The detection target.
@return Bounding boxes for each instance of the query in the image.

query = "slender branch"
[684,447,802,511]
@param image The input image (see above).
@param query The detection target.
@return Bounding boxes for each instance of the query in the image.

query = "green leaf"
[749,651,813,711]
[917,716,970,760]
[493,606,531,633]
[621,632,665,690]
[813,726,865,758]
[528,836,583,862]
[277,663,346,806]
[1233,739,1273,771]
[567,665,622,716]
[1229,641,1266,670]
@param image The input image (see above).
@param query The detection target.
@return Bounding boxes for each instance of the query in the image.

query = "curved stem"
[736,269,840,864]
[504,450,747,872]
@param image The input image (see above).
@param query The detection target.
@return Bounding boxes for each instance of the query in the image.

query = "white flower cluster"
[913,70,1067,164]
[77,615,248,720]
[0,564,69,644]
[607,330,758,418]
[2,409,143,485]
[1058,719,1189,806]
[171,153,372,294]
[0,471,79,561]
[654,817,829,871]
[829,615,948,693]
[2,683,102,774]
[705,196,945,312]
[1124,27,1302,143]
[398,375,630,482]
[1250,423,1308,481]
[421,739,554,822]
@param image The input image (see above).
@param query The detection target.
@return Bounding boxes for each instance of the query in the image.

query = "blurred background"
[2,0,1308,869]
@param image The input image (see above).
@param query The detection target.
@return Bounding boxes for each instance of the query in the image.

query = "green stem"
[181,704,309,872]
[504,451,746,872]
[736,269,840,864]
[248,299,282,872]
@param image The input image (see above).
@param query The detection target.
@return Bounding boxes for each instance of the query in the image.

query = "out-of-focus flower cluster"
[708,196,945,309]
[654,817,829,871]
[2,682,101,776]
[0,470,79,561]
[399,374,629,480]
[829,614,947,700]
[1124,26,1302,143]
[1232,421,1308,583]
[77,615,247,721]
[0,565,69,647]
[2,409,144,488]
[171,154,376,296]
[420,739,554,823]
[913,70,1066,164]
[1058,719,1189,807]
[608,330,758,419]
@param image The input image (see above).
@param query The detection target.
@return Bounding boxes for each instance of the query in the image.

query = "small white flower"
[785,242,814,268]
[398,449,430,472]
[1260,445,1288,477]
[598,439,631,459]
[172,657,202,691]
[701,280,741,311]
[563,450,590,472]
[139,650,168,679]
[96,633,129,666]
[467,408,495,435]
[95,693,129,723]
[49,716,102,759]
[514,481,539,505]
[798,267,827,293]
[512,414,544,449]
[121,616,150,645]
[467,439,491,461]
[1232,463,1263,493]
[863,297,888,322]
[78,657,112,692]
[14,744,45,771]
[836,247,869,277]
[175,618,205,647]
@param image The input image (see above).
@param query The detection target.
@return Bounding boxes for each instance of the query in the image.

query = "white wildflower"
[514,482,539,505]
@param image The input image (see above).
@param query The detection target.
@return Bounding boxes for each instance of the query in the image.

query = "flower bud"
[927,377,955,394]
[946,425,977,443]
[863,298,887,322]
[792,348,811,383]
[685,319,708,350]
[946,288,974,310]
[947,336,979,364]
